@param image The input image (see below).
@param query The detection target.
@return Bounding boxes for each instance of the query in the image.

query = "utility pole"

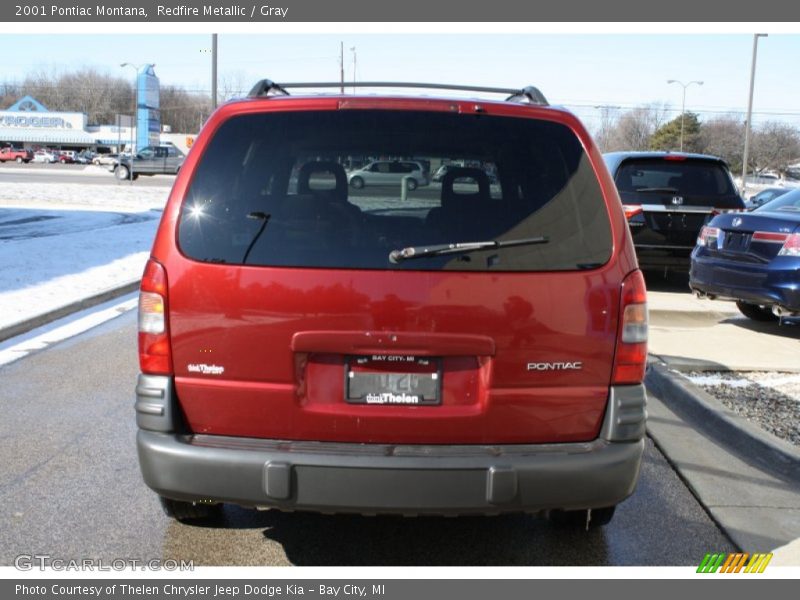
[339,41,344,94]
[741,33,768,197]
[350,46,356,93]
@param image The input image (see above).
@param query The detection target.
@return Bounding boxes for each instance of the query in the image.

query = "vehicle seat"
[426,167,492,240]
[297,161,362,220]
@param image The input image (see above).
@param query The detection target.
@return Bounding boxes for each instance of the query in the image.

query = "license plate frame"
[345,355,442,406]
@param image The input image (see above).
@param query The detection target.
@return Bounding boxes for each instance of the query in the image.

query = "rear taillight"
[138,259,172,375]
[612,270,648,385]
[778,233,800,257]
[696,226,720,248]
[623,204,643,220]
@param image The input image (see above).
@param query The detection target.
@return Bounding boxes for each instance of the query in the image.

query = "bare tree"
[697,115,745,171]
[159,85,211,133]
[218,70,250,103]
[593,106,620,153]
[603,103,670,151]
[10,67,133,125]
[750,121,800,177]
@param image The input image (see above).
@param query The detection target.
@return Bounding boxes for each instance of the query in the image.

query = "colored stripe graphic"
[697,552,771,573]
[744,553,773,573]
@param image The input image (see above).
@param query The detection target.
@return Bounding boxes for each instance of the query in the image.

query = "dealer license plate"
[345,355,441,405]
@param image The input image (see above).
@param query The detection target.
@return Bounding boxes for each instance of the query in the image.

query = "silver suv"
[348,160,429,190]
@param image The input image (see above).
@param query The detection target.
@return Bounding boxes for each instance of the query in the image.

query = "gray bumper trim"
[137,431,644,515]
[135,376,646,515]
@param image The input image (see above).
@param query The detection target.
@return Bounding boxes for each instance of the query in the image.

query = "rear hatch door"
[164,103,622,446]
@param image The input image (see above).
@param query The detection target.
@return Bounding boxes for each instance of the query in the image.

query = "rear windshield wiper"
[389,236,549,264]
[633,187,679,193]
[242,211,271,264]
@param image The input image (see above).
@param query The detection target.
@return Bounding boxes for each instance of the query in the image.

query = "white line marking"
[0,293,138,367]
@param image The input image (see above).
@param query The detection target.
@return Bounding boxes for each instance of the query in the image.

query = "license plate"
[345,355,441,405]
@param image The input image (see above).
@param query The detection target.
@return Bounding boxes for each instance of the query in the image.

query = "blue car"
[690,188,800,321]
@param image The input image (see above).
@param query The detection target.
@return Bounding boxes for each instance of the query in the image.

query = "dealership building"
[0,67,193,154]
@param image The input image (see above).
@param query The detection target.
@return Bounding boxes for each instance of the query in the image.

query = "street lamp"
[667,79,703,152]
[741,34,768,197]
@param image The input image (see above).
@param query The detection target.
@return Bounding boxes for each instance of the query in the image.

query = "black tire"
[350,176,364,189]
[550,506,616,528]
[406,178,418,191]
[15,156,23,164]
[736,301,778,322]
[159,496,222,523]
[115,164,130,180]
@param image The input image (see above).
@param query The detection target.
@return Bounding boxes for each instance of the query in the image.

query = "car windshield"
[755,188,800,212]
[614,158,739,206]
[178,110,612,271]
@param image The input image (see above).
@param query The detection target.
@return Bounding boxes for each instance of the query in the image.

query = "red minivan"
[135,81,648,527]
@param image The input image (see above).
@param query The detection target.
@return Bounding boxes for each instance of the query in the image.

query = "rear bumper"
[135,375,646,516]
[690,254,800,311]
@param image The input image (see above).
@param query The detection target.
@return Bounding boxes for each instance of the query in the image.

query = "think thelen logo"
[697,552,772,573]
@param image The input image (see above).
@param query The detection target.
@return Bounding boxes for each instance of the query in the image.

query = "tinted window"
[614,158,740,206]
[178,110,612,271]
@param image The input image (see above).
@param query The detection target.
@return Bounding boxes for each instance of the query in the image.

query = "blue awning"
[0,127,97,145]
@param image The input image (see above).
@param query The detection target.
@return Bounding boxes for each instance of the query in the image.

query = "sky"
[2,32,800,130]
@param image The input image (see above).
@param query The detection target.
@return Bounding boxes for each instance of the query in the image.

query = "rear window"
[178,110,612,271]
[756,188,800,212]
[614,158,739,205]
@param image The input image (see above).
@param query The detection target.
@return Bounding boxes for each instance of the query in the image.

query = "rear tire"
[736,301,778,322]
[15,156,23,163]
[159,496,222,523]
[550,506,616,528]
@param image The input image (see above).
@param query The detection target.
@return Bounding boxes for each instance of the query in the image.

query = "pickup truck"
[0,147,33,163]
[114,145,185,180]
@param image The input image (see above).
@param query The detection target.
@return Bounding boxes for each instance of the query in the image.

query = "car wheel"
[735,301,778,322]
[350,176,364,189]
[15,156,23,164]
[550,506,616,528]
[406,178,418,191]
[159,496,222,523]
[115,165,130,180]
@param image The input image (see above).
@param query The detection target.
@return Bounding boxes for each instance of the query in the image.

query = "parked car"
[135,79,648,525]
[347,160,429,190]
[604,152,745,270]
[745,187,790,211]
[74,150,95,165]
[115,145,184,180]
[690,188,800,320]
[433,163,497,184]
[93,153,119,167]
[0,146,33,163]
[56,151,76,164]
[31,150,58,163]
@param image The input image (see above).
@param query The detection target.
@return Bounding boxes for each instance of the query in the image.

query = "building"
[0,96,97,150]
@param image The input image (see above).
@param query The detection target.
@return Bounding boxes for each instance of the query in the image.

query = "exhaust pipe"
[693,289,715,300]
[772,305,799,318]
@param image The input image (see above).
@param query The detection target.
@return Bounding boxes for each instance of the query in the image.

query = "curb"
[0,281,140,343]
[645,358,800,482]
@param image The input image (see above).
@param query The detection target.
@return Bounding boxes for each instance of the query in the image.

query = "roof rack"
[247,80,548,106]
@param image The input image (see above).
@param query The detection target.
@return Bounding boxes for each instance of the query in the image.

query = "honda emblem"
[671,196,684,205]
[732,217,743,227]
